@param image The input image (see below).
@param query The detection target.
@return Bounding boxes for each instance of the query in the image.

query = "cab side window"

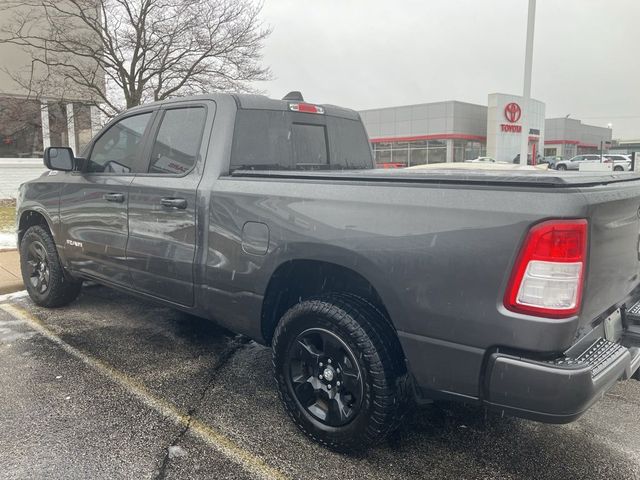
[148,107,207,175]
[87,112,153,173]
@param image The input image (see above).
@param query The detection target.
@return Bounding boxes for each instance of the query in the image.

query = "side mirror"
[43,147,76,171]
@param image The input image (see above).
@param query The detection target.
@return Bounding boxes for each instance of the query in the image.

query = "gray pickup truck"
[16,93,640,451]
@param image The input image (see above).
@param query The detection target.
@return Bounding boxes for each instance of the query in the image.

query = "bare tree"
[0,0,272,116]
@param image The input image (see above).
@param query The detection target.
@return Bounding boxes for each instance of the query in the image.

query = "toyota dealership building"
[359,93,612,166]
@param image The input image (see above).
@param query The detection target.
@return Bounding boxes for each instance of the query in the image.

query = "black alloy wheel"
[272,295,407,451]
[25,240,51,294]
[286,327,364,427]
[20,225,82,307]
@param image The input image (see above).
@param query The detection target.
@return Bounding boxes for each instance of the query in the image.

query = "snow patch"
[0,231,16,249]
[168,445,188,459]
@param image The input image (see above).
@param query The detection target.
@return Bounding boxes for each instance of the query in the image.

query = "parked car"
[16,93,640,451]
[554,154,604,170]
[542,155,563,168]
[603,154,632,171]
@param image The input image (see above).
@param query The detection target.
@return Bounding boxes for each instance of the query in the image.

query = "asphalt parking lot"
[1,286,640,480]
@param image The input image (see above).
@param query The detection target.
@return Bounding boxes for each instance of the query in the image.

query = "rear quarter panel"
[202,176,589,354]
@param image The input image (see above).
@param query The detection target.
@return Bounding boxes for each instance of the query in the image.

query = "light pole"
[519,0,536,165]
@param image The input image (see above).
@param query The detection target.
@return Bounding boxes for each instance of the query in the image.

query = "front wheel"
[272,295,407,451]
[556,164,567,171]
[614,166,624,172]
[20,225,82,307]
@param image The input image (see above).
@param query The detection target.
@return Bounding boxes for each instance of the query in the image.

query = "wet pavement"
[1,286,639,480]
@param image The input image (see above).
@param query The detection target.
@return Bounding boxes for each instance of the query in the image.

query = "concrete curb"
[0,281,24,296]
[0,248,22,295]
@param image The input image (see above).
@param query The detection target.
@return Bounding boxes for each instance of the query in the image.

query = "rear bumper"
[401,332,640,424]
[483,339,639,423]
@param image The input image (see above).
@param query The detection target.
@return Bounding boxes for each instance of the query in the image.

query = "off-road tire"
[272,294,407,452]
[20,225,82,307]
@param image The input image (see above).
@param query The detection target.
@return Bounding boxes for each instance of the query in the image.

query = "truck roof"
[125,93,360,120]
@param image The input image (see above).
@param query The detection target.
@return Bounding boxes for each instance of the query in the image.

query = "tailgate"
[580,178,640,328]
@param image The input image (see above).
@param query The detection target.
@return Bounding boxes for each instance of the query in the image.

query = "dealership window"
[375,149,391,165]
[0,97,99,159]
[428,140,446,164]
[409,147,428,166]
[453,139,485,162]
[391,142,408,166]
[373,139,456,166]
[0,97,43,158]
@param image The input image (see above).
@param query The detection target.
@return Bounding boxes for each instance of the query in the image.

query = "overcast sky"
[256,0,640,139]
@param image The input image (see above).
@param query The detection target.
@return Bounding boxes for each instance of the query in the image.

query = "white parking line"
[0,302,288,480]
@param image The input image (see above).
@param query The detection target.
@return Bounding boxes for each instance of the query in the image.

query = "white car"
[555,154,604,171]
[603,154,632,171]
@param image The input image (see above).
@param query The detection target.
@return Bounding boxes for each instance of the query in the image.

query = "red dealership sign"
[504,102,521,123]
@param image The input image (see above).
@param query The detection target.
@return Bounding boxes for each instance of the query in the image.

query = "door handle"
[104,193,125,203]
[160,197,187,209]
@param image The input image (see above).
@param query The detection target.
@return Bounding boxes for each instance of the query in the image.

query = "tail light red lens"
[504,219,588,318]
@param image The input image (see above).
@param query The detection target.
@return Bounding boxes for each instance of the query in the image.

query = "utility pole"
[520,0,536,165]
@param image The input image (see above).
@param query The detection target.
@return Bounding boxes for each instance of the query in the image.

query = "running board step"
[626,299,640,324]
[546,338,628,378]
[575,338,628,378]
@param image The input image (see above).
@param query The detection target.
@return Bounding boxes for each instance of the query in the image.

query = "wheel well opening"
[261,260,396,346]
[18,211,51,245]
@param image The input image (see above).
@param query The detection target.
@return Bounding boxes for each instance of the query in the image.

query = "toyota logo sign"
[504,102,521,123]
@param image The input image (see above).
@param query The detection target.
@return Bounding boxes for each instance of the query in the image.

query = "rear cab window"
[230,109,373,172]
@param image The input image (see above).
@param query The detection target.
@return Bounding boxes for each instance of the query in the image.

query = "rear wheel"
[272,295,407,451]
[19,226,82,307]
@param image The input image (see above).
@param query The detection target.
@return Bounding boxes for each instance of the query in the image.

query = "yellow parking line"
[0,303,288,480]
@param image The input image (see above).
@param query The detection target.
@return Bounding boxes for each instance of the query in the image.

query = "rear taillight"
[504,219,588,318]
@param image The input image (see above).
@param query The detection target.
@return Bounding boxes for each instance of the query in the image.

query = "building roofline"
[359,100,486,113]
